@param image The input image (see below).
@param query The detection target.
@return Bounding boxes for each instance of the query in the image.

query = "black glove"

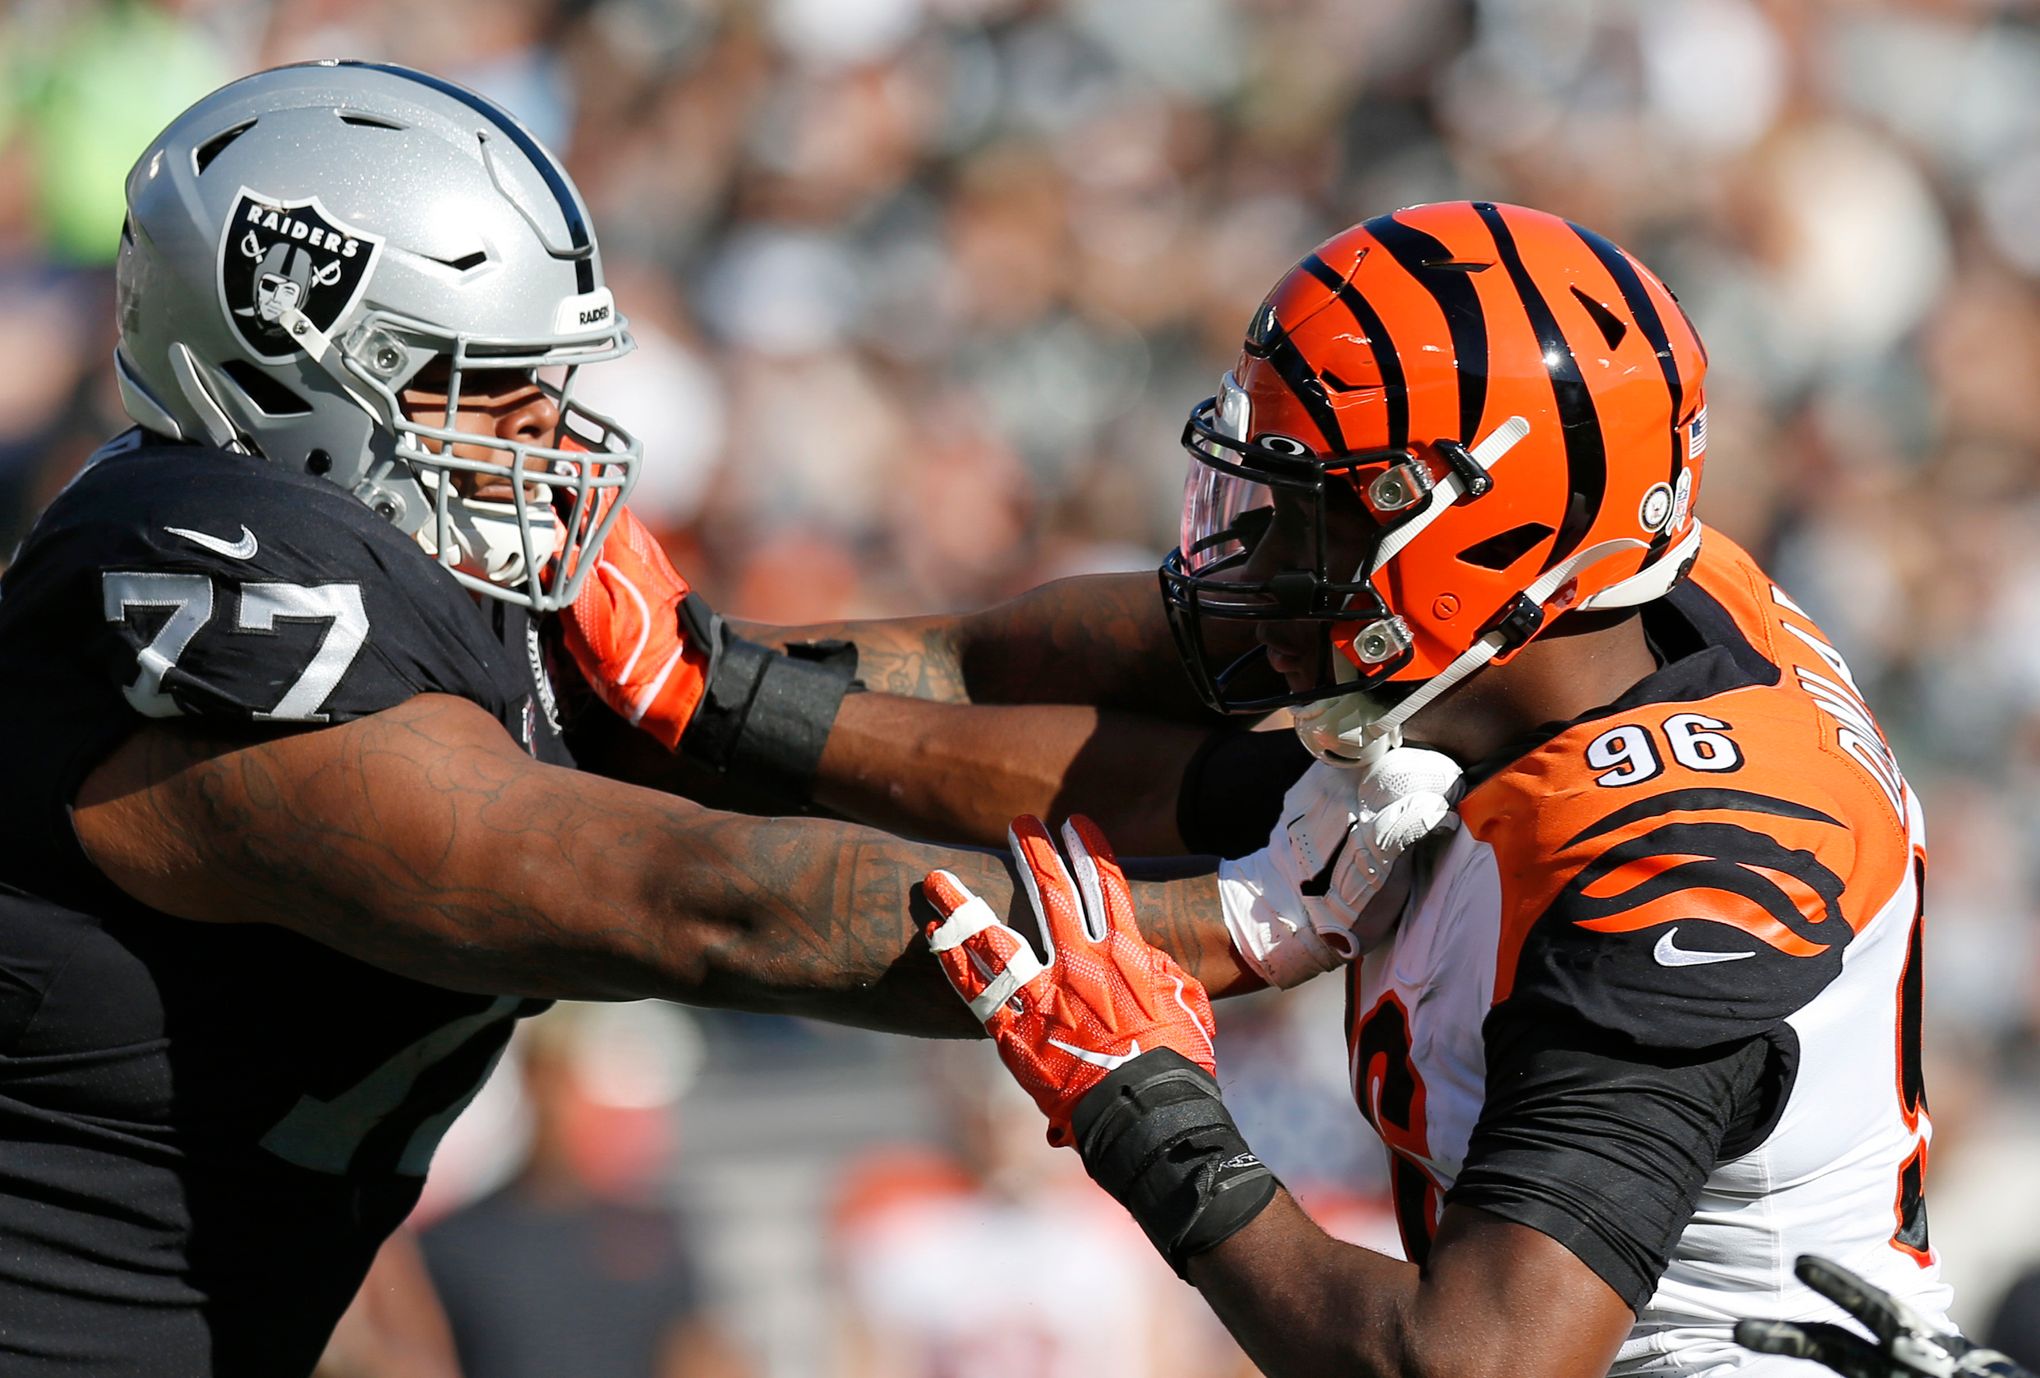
[1736,1256,2032,1378]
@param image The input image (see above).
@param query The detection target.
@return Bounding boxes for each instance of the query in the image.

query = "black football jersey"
[0,432,570,1376]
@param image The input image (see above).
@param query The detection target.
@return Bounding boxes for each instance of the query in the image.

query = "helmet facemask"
[291,306,638,613]
[1163,373,1540,761]
[1162,372,1442,716]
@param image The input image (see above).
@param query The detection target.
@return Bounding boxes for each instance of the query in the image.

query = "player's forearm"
[952,572,1218,717]
[1125,861,1260,999]
[1184,1201,1627,1378]
[656,817,1250,1009]
[570,680,1226,855]
[812,692,1213,854]
[603,808,1001,1034]
[734,572,1220,719]
[1187,1193,1425,1378]
[729,610,971,703]
[74,694,1243,1027]
[639,827,1249,1021]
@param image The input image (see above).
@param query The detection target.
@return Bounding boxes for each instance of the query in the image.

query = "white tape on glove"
[1217,748,1462,988]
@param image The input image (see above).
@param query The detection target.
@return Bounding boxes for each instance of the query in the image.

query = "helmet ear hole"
[1457,522,1553,572]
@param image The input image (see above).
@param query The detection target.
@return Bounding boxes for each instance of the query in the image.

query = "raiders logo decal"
[218,187,384,361]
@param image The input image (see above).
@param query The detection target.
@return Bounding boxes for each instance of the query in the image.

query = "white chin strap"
[1367,416,1529,575]
[1295,411,1703,765]
[1294,416,1525,765]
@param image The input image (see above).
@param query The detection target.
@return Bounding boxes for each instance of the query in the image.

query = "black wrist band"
[1070,1048,1280,1278]
[678,598,859,805]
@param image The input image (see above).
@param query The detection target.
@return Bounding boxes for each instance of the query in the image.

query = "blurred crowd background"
[5,0,2040,1372]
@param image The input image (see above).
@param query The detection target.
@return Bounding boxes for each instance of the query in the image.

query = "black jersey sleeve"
[1177,726,1313,858]
[1445,1006,1796,1311]
[24,437,526,729]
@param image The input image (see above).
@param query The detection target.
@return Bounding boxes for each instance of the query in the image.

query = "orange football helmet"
[1161,201,1709,761]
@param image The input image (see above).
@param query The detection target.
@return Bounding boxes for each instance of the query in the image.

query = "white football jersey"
[1345,529,1952,1374]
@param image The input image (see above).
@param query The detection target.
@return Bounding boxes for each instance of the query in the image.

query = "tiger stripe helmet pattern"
[1162,201,1710,760]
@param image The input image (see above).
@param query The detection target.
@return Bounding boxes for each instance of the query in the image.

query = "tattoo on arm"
[73,694,1028,1035]
[730,572,1227,717]
[1125,866,1261,999]
[959,574,1223,720]
[845,626,969,702]
[729,616,971,704]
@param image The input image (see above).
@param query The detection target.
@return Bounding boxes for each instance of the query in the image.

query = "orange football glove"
[559,504,713,750]
[924,814,1217,1147]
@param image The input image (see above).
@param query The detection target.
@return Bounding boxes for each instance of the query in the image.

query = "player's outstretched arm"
[574,675,1240,857]
[921,815,1631,1378]
[70,694,1251,1030]
[564,509,1263,851]
[809,694,1224,854]
[736,571,1221,718]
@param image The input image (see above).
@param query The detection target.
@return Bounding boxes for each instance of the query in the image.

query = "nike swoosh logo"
[1300,824,1354,899]
[1046,1036,1143,1071]
[166,524,258,560]
[1653,927,1756,967]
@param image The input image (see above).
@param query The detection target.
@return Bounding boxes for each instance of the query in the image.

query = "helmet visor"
[1160,389,1411,714]
[1178,460,1278,582]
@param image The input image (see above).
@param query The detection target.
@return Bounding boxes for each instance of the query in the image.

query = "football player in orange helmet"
[1161,199,1706,764]
[912,203,1957,1377]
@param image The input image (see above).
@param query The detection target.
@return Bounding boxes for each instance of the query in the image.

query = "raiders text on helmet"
[220,191,383,362]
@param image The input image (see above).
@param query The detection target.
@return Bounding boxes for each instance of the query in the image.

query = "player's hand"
[1217,748,1462,988]
[922,815,1216,1147]
[1736,1256,2032,1378]
[558,504,714,750]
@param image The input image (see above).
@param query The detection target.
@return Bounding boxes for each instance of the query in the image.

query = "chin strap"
[1294,416,1527,766]
[1302,525,1698,763]
[1366,415,1529,578]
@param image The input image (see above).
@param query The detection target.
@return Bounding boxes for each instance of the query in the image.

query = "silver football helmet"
[115,60,640,612]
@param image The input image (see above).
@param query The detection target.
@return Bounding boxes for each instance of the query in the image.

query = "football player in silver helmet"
[1,61,1314,1376]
